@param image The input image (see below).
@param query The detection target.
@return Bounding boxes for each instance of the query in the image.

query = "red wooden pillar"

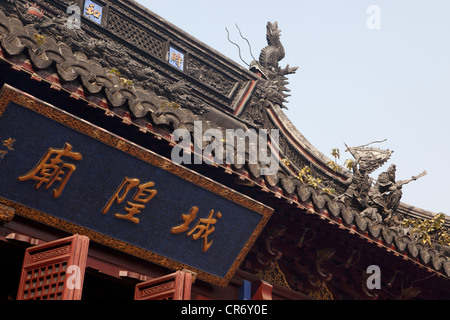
[134,270,193,300]
[16,234,89,300]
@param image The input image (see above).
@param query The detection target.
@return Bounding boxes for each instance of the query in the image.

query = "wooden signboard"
[0,85,273,287]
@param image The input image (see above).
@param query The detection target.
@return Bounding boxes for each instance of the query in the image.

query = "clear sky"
[135,0,450,215]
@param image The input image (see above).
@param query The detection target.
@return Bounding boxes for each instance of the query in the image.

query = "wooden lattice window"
[134,271,193,300]
[16,234,89,300]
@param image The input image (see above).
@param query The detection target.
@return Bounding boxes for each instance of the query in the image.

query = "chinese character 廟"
[102,177,158,224]
[3,138,16,150]
[171,206,222,252]
[0,137,16,160]
[18,142,83,198]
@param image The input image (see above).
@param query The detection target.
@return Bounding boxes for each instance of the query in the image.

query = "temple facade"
[0,0,449,301]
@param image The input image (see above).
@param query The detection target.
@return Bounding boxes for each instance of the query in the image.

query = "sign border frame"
[0,84,274,287]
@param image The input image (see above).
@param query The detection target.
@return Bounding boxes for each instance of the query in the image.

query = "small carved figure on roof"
[368,166,427,221]
[366,164,398,218]
[11,0,87,48]
[342,141,427,224]
[12,1,44,26]
[341,164,371,210]
[340,141,392,211]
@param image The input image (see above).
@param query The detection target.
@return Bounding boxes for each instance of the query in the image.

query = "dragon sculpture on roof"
[250,22,298,109]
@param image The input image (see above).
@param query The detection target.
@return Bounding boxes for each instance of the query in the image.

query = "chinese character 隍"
[18,143,83,198]
[171,206,222,252]
[102,177,158,224]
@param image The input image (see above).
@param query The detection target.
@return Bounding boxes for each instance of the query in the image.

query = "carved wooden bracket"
[252,224,286,270]
[5,233,43,246]
[119,270,150,283]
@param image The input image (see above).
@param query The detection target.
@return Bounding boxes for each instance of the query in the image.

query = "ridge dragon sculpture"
[250,22,298,109]
[340,141,427,225]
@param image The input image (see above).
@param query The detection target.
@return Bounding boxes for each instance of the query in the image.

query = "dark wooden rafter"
[243,205,449,299]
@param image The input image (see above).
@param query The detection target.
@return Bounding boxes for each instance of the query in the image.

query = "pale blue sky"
[135,0,450,215]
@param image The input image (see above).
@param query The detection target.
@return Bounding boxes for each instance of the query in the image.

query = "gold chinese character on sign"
[102,177,158,224]
[171,206,222,252]
[170,52,183,68]
[0,137,16,160]
[18,143,83,198]
[85,4,101,19]
[3,138,15,151]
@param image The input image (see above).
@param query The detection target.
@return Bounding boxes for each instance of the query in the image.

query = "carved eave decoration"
[0,2,449,298]
[0,204,15,224]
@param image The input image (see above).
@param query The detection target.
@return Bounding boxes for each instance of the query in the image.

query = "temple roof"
[0,0,448,296]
